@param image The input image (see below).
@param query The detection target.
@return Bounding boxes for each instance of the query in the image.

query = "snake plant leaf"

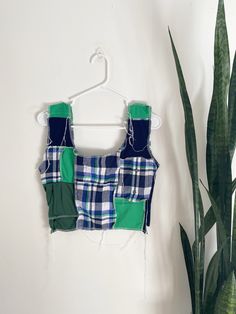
[195,205,215,246]
[200,179,230,275]
[200,179,227,243]
[180,224,195,313]
[168,29,198,184]
[233,178,236,193]
[169,28,205,314]
[204,239,229,314]
[232,190,236,269]
[228,52,236,161]
[214,271,236,314]
[206,0,230,192]
[194,179,236,247]
[206,1,232,281]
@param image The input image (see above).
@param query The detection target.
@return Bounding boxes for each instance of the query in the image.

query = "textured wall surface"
[0,0,236,313]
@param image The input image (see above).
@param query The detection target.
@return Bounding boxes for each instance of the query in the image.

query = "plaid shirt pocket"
[38,146,64,184]
[115,157,158,201]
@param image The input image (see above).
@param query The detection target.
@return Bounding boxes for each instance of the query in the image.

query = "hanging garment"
[37,102,160,233]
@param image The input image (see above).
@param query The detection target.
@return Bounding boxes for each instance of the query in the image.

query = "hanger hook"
[88,47,108,85]
[68,47,109,102]
[89,47,105,63]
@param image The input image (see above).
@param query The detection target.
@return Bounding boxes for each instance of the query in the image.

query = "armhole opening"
[147,139,160,169]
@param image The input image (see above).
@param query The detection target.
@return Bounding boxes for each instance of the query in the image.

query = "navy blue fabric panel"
[48,117,74,147]
[120,119,152,158]
[142,181,155,232]
[146,177,155,226]
[142,169,157,232]
[143,205,148,233]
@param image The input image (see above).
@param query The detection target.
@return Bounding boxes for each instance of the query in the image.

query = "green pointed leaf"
[200,179,230,275]
[200,179,227,243]
[169,28,205,314]
[233,178,236,193]
[228,52,236,161]
[204,239,229,313]
[197,205,215,240]
[206,0,230,192]
[206,0,232,285]
[214,272,236,314]
[180,224,195,313]
[232,190,236,269]
[168,29,198,182]
[193,179,236,251]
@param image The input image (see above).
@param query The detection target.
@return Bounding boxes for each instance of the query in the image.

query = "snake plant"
[168,0,236,313]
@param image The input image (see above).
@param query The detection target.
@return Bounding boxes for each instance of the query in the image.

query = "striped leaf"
[228,52,236,161]
[233,178,236,193]
[169,28,205,314]
[200,179,229,275]
[204,239,229,313]
[232,190,236,269]
[206,0,230,193]
[194,179,236,246]
[214,272,236,314]
[206,0,232,283]
[180,224,195,313]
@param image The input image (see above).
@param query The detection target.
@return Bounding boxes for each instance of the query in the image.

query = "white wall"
[0,1,236,313]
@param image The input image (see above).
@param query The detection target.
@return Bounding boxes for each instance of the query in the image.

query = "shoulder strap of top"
[46,102,74,147]
[49,102,73,119]
[120,102,154,159]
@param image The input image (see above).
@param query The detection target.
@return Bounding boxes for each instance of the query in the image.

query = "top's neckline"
[48,101,152,159]
[68,101,129,159]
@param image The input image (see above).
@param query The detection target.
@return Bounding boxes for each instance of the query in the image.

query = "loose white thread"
[39,116,53,173]
[41,117,69,174]
[59,117,69,146]
[82,230,139,249]
[98,230,105,250]
[143,233,147,301]
[128,117,150,153]
[46,114,53,146]
[119,231,136,250]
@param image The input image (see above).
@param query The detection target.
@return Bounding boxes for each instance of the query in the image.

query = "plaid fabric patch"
[75,154,120,230]
[38,146,64,184]
[114,157,158,201]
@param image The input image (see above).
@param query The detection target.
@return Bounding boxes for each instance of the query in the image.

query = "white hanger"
[68,48,129,106]
[36,48,162,130]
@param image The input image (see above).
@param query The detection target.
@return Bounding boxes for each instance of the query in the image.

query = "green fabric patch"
[49,217,78,233]
[113,197,146,230]
[60,147,75,183]
[128,102,151,119]
[49,102,72,119]
[43,182,78,232]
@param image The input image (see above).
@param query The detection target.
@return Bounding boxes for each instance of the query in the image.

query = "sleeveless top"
[37,101,160,233]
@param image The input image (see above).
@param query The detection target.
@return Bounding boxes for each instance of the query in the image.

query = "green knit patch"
[113,197,146,231]
[49,102,72,119]
[60,147,75,183]
[43,182,78,232]
[49,217,78,233]
[128,102,151,119]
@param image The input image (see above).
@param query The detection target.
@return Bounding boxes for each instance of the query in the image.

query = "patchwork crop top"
[37,101,160,233]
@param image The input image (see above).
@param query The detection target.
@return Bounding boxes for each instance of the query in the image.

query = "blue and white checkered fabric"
[74,153,158,229]
[75,153,120,230]
[38,146,64,184]
[38,147,158,230]
[114,157,158,201]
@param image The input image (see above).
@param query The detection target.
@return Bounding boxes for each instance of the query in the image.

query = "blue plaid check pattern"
[75,153,120,230]
[38,147,158,230]
[38,146,64,184]
[114,157,158,201]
